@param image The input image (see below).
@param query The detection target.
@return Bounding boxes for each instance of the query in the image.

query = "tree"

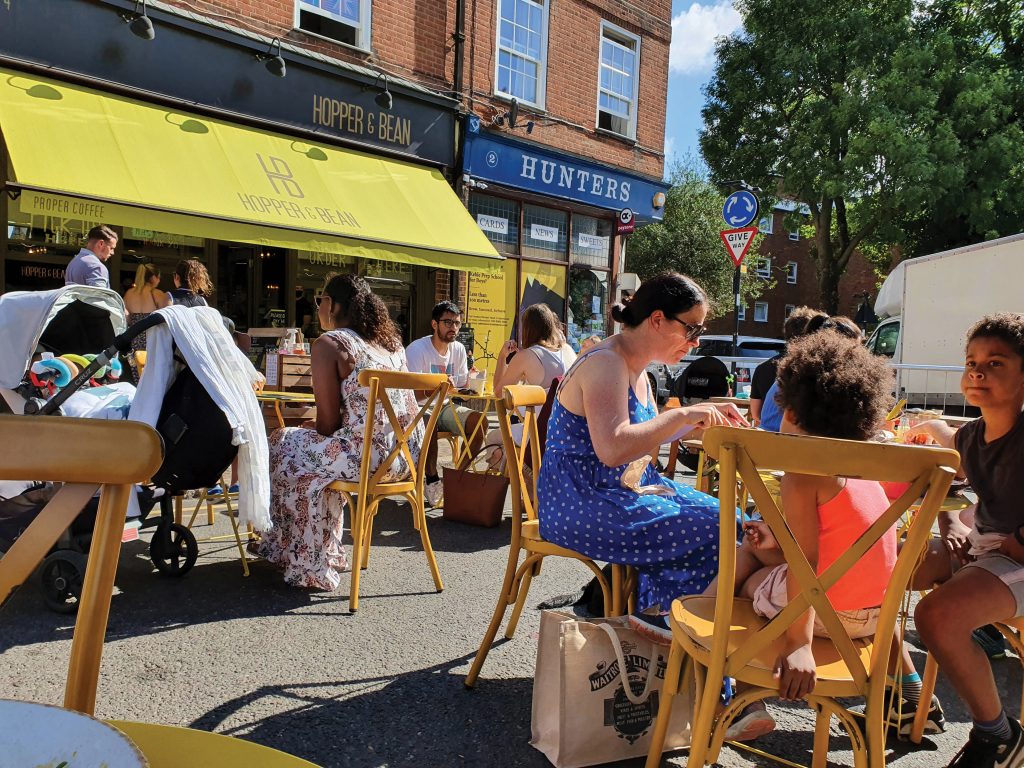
[626,158,765,318]
[700,0,1022,313]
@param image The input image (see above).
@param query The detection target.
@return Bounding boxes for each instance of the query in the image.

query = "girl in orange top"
[711,328,911,741]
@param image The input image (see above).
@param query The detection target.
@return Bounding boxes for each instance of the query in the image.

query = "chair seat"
[326,479,416,495]
[521,519,601,561]
[674,595,873,698]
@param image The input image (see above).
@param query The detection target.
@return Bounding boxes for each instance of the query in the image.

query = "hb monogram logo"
[257,154,304,199]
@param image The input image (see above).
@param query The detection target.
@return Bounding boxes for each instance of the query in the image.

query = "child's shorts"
[959,553,1024,618]
[751,564,880,639]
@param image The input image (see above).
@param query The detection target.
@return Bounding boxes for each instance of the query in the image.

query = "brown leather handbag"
[441,449,509,528]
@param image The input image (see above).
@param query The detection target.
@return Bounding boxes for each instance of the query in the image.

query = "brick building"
[707,202,883,339]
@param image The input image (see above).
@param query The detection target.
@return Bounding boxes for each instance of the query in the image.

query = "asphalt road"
[1,465,1018,767]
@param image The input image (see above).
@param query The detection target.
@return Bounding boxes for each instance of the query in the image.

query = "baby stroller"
[0,286,238,611]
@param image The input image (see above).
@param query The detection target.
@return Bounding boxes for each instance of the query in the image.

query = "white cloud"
[669,1,742,75]
[664,135,676,160]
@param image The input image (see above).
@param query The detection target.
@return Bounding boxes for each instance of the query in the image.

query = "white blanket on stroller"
[128,306,272,531]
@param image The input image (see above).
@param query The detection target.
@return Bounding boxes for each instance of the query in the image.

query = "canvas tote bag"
[531,610,692,768]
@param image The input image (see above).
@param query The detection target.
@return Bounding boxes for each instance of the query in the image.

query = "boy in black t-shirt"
[907,313,1024,768]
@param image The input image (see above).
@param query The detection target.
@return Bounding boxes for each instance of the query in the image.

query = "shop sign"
[578,233,609,251]
[304,252,356,268]
[477,215,509,235]
[463,125,670,221]
[530,224,559,243]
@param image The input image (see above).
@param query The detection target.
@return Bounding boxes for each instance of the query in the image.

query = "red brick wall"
[706,209,886,338]
[464,0,671,179]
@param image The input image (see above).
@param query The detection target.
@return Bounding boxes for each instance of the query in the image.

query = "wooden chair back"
[496,385,547,531]
[702,426,958,689]
[355,369,449,495]
[0,416,163,715]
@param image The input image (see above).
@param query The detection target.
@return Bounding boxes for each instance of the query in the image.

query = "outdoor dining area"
[2,275,1023,768]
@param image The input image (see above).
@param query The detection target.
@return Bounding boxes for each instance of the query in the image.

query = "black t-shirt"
[750,355,781,401]
[955,411,1024,534]
[169,288,207,308]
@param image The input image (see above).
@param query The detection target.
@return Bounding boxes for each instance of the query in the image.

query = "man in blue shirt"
[65,225,117,289]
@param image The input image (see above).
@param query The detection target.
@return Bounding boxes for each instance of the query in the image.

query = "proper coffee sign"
[720,226,758,267]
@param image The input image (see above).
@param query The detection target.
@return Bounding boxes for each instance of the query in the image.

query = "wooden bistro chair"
[325,369,449,613]
[0,415,320,767]
[465,384,634,688]
[645,426,958,768]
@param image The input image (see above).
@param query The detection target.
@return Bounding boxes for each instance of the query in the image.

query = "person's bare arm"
[567,350,746,467]
[749,398,764,426]
[494,344,542,396]
[311,334,355,436]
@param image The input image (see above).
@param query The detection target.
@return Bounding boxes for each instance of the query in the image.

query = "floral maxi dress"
[256,329,423,589]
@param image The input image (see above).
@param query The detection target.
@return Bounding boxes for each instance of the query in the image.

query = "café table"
[256,389,317,429]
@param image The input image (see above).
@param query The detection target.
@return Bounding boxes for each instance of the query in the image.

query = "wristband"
[1014,526,1024,548]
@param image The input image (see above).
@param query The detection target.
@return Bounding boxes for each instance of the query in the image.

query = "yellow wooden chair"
[0,414,319,767]
[645,426,958,768]
[325,369,449,613]
[465,384,635,688]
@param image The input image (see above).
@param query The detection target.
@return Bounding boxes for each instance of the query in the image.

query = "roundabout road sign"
[722,190,759,228]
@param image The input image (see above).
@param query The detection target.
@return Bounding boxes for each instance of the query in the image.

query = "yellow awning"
[0,67,501,273]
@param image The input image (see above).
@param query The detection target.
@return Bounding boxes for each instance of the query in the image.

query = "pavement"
[1,458,1019,768]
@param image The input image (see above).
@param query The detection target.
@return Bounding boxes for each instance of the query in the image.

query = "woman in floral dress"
[257,274,421,589]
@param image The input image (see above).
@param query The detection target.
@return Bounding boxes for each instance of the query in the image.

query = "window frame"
[786,260,798,284]
[754,302,768,323]
[789,227,800,241]
[494,0,550,109]
[294,0,372,50]
[755,256,771,279]
[785,304,796,317]
[758,214,774,234]
[595,20,641,140]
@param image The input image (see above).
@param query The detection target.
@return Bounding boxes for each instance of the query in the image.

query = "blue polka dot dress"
[538,387,722,611]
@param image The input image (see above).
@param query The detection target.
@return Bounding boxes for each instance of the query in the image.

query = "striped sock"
[900,673,922,708]
[975,711,1013,742]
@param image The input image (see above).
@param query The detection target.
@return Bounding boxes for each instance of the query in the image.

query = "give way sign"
[719,226,758,267]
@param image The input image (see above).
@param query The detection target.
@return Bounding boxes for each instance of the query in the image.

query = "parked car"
[647,335,787,403]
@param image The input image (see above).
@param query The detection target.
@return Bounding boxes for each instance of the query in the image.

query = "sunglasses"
[667,315,707,341]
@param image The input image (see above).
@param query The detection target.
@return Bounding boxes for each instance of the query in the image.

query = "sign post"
[721,187,761,373]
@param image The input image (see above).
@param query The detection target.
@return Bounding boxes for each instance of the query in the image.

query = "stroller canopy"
[0,286,127,389]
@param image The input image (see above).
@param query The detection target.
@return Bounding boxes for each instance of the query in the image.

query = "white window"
[295,0,371,49]
[786,261,798,284]
[758,215,773,234]
[496,0,549,107]
[738,304,746,321]
[789,227,800,241]
[754,302,768,323]
[755,256,771,278]
[785,304,796,317]
[597,22,640,138]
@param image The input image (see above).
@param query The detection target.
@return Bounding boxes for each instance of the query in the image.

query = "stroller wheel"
[149,522,198,577]
[40,550,88,614]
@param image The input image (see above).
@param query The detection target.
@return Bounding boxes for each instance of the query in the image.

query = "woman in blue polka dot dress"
[538,272,747,642]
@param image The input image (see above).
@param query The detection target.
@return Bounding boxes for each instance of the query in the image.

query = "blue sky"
[664,1,743,173]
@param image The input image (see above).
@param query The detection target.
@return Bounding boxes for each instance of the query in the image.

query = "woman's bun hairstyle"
[610,299,634,325]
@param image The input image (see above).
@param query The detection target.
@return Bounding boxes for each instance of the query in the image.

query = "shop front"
[0,1,499,340]
[460,118,668,363]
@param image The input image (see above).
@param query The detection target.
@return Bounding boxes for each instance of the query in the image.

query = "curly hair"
[174,259,214,297]
[323,274,402,353]
[967,313,1024,367]
[775,330,894,441]
[782,306,826,341]
[610,272,707,327]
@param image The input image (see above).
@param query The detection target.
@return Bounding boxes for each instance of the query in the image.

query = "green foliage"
[700,0,1023,312]
[625,157,765,318]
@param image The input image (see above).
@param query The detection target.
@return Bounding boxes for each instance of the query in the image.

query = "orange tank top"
[816,479,896,611]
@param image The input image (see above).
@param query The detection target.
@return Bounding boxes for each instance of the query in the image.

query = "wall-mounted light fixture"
[362,73,393,110]
[120,0,155,40]
[255,38,287,78]
[491,98,534,134]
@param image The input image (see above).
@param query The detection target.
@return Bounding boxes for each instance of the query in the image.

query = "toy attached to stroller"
[0,286,239,612]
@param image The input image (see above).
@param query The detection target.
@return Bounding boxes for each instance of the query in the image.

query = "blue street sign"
[722,190,759,228]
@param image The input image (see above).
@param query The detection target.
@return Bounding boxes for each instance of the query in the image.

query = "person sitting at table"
[405,301,486,507]
[255,274,422,590]
[536,271,748,644]
[710,327,916,741]
[758,314,859,432]
[905,313,1024,764]
[748,306,821,426]
[493,303,576,396]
